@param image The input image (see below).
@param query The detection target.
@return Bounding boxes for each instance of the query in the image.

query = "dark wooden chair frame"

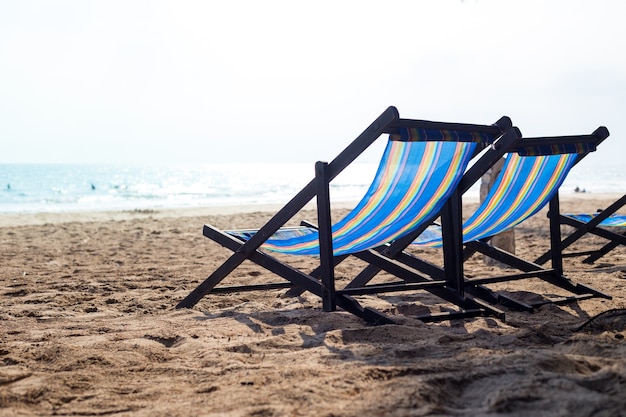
[176,106,519,324]
[343,127,612,317]
[535,193,626,265]
[177,106,610,324]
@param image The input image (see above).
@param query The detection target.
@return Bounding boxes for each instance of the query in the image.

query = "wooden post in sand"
[480,158,515,265]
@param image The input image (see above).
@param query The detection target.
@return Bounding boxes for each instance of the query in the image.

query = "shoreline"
[0,192,621,228]
[0,201,359,228]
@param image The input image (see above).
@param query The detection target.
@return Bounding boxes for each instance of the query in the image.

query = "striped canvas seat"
[564,213,626,228]
[229,139,478,256]
[412,152,579,247]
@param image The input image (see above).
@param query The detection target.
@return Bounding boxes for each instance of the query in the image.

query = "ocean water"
[0,163,378,213]
[0,162,623,214]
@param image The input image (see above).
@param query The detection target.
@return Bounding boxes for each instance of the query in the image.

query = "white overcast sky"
[1,0,625,166]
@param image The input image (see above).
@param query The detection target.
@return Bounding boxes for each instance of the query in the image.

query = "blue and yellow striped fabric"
[565,214,626,227]
[413,152,579,247]
[257,139,478,256]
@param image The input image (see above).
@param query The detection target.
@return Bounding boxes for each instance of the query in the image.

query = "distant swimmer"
[6,184,10,190]
[91,183,96,191]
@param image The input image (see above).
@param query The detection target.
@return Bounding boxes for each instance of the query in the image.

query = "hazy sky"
[1,0,625,167]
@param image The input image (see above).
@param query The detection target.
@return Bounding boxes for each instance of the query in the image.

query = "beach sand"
[1,194,625,416]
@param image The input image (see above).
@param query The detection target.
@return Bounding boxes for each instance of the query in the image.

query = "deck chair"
[535,194,626,265]
[344,127,612,315]
[176,106,518,324]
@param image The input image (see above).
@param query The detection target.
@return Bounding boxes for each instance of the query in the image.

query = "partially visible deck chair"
[535,194,626,265]
[342,128,612,315]
[176,106,517,324]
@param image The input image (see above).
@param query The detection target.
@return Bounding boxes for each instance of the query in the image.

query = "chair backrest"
[413,151,579,247]
[463,152,577,241]
[262,137,481,255]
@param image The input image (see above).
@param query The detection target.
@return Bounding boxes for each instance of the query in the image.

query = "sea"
[0,162,623,214]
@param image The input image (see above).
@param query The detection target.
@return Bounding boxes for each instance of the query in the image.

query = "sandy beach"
[1,194,625,416]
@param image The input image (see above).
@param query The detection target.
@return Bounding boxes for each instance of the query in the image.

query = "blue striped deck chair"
[176,106,515,324]
[344,127,612,315]
[536,194,626,265]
